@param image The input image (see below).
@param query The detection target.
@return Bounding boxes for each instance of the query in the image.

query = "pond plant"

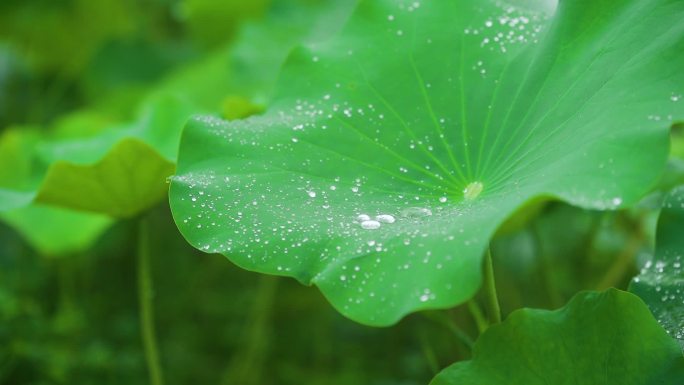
[1,0,684,384]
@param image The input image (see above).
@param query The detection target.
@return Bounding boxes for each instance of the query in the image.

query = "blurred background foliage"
[0,0,676,384]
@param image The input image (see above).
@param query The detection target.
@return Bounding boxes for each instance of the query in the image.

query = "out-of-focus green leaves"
[36,139,175,218]
[0,128,42,190]
[1,205,110,257]
[156,0,358,110]
[630,185,684,349]
[0,128,42,212]
[0,95,191,218]
[0,0,357,259]
[0,0,135,75]
[431,290,684,385]
[0,0,357,221]
[180,0,270,47]
[0,129,112,255]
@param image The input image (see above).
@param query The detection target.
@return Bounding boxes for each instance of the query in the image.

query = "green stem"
[421,312,474,350]
[468,299,489,334]
[222,275,278,385]
[467,300,487,334]
[418,328,440,374]
[483,248,501,325]
[531,222,563,309]
[595,217,644,290]
[137,217,165,385]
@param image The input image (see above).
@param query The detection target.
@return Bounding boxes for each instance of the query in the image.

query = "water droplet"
[463,182,484,200]
[360,220,381,230]
[357,214,371,221]
[439,196,448,203]
[400,207,432,218]
[307,191,317,198]
[375,214,396,223]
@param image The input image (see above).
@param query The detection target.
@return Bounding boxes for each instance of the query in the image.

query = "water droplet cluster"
[464,4,548,53]
[634,255,684,342]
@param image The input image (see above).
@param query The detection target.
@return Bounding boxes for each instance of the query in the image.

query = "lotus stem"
[483,248,501,325]
[137,216,165,385]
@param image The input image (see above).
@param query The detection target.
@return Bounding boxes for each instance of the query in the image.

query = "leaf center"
[463,182,484,200]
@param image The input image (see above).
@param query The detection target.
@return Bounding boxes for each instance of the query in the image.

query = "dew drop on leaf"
[360,220,381,230]
[400,207,432,218]
[375,214,396,223]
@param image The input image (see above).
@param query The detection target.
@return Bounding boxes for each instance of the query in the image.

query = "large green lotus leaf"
[171,0,683,325]
[630,185,684,349]
[430,289,684,384]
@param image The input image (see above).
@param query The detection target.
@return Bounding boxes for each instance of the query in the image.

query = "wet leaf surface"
[430,289,684,385]
[171,0,683,325]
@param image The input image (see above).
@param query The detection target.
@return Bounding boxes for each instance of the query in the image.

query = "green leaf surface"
[170,0,683,325]
[630,185,684,349]
[0,188,35,212]
[35,138,175,218]
[430,289,684,385]
[0,129,113,255]
[0,96,189,217]
[0,128,43,212]
[1,204,111,257]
